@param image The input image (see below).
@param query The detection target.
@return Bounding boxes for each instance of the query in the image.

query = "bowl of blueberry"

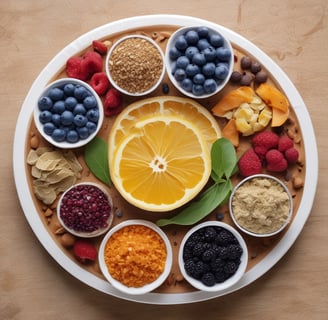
[34,78,104,148]
[57,182,114,238]
[165,26,234,99]
[178,221,248,292]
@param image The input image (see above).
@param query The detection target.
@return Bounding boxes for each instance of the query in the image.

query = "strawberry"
[92,40,108,55]
[73,240,97,263]
[284,147,299,164]
[66,56,88,81]
[278,135,294,152]
[104,88,123,116]
[90,72,110,96]
[80,51,103,80]
[238,148,262,177]
[252,131,279,158]
[265,149,288,172]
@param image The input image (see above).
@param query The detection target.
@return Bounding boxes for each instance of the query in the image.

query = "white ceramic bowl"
[105,35,165,96]
[98,219,173,295]
[34,78,104,149]
[165,26,234,99]
[229,174,293,237]
[57,182,113,238]
[178,221,248,292]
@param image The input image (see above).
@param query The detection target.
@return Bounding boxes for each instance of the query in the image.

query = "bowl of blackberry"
[179,221,248,292]
[165,26,234,99]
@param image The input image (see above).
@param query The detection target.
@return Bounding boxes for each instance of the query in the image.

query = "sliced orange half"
[108,96,221,164]
[110,115,211,212]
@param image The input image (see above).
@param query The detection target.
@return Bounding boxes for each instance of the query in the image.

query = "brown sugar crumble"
[104,224,167,288]
[108,37,163,94]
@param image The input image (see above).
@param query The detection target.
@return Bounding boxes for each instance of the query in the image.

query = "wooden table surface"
[1,0,327,319]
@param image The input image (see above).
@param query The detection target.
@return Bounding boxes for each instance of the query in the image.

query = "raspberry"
[265,149,288,172]
[66,56,88,80]
[104,88,123,116]
[252,131,279,158]
[73,240,97,263]
[80,51,103,80]
[284,147,299,164]
[238,148,262,177]
[278,135,294,152]
[92,40,108,55]
[90,72,110,96]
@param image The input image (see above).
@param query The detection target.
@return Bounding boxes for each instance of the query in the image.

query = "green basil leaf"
[156,180,233,227]
[211,138,238,181]
[84,136,111,186]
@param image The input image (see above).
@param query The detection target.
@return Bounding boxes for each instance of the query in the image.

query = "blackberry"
[183,247,193,260]
[215,229,238,245]
[214,269,226,283]
[184,259,197,277]
[224,261,239,275]
[217,246,229,259]
[203,226,217,242]
[201,272,216,286]
[184,238,197,251]
[227,244,243,260]
[202,248,216,262]
[195,260,210,275]
[192,242,204,257]
[210,257,225,271]
[202,242,212,252]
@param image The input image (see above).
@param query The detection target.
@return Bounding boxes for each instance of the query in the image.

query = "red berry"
[90,72,110,96]
[265,149,288,172]
[80,51,103,80]
[238,148,262,177]
[104,88,123,116]
[73,240,97,263]
[284,147,299,164]
[92,40,108,55]
[66,56,88,80]
[278,136,294,152]
[252,131,279,158]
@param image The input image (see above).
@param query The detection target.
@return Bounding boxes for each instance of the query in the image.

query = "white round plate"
[13,14,318,305]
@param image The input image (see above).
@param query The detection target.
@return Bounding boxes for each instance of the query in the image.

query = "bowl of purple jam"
[57,182,114,238]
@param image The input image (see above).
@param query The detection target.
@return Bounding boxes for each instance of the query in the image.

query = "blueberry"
[174,68,187,82]
[43,122,56,136]
[52,100,66,114]
[48,87,64,101]
[77,126,90,139]
[74,114,88,127]
[162,83,170,94]
[181,78,193,92]
[63,83,75,96]
[192,53,206,66]
[60,110,74,126]
[185,64,200,77]
[216,47,231,62]
[185,46,199,59]
[202,62,216,77]
[51,114,61,127]
[203,47,217,62]
[73,103,86,115]
[215,63,229,80]
[65,96,78,110]
[86,109,99,122]
[86,121,97,134]
[74,85,89,101]
[193,73,205,84]
[169,47,182,60]
[203,79,218,93]
[39,110,52,124]
[210,33,223,47]
[38,96,53,111]
[197,26,209,38]
[176,56,190,69]
[51,128,66,142]
[197,38,210,51]
[66,130,79,143]
[175,35,188,51]
[192,84,204,96]
[83,95,97,109]
[185,30,199,45]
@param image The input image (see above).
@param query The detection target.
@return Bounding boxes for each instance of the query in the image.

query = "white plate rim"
[13,14,318,305]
